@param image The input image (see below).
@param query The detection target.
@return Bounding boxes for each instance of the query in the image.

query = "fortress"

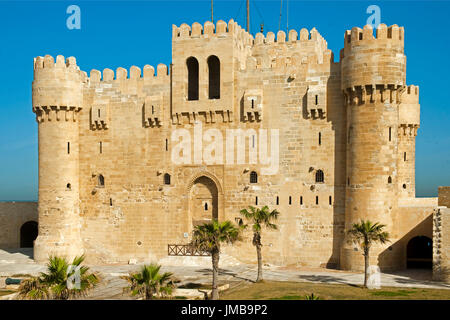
[11,19,448,273]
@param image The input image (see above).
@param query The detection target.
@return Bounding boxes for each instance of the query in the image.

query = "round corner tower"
[32,54,84,262]
[340,24,407,271]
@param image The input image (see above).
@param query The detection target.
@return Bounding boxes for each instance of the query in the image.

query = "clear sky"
[0,0,449,201]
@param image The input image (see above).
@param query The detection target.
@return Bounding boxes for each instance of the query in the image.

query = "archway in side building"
[189,176,219,228]
[406,236,432,269]
[20,221,38,248]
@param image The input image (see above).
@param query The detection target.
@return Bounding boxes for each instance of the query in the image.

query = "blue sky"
[0,0,449,200]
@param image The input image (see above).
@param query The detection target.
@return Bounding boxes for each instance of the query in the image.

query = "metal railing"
[167,244,210,256]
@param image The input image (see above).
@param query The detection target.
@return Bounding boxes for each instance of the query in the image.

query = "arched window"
[315,170,324,183]
[164,173,171,185]
[250,171,258,184]
[207,55,220,99]
[98,174,105,187]
[66,183,71,190]
[388,176,392,184]
[20,221,38,248]
[186,57,199,101]
[204,202,208,211]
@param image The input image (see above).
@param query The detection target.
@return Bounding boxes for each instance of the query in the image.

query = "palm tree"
[123,263,175,300]
[18,255,99,300]
[190,220,242,300]
[347,220,390,288]
[240,205,279,282]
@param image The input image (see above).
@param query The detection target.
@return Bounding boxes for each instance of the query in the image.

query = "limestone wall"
[438,187,450,207]
[0,202,37,248]
[433,207,450,283]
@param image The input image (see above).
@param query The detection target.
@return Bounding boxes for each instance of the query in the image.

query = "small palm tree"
[190,220,242,300]
[123,263,175,300]
[347,220,390,288]
[18,255,99,300]
[305,293,321,300]
[240,205,279,282]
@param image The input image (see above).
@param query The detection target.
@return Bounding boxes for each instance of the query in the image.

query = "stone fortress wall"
[5,18,443,272]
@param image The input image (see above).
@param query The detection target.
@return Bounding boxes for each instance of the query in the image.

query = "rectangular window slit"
[67,142,70,154]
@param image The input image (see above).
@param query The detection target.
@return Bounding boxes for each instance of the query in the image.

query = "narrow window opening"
[289,196,292,205]
[251,99,254,109]
[164,173,171,185]
[316,196,319,205]
[250,171,258,184]
[329,196,332,205]
[276,196,279,205]
[315,170,324,183]
[99,142,102,154]
[255,196,258,205]
[152,105,154,115]
[388,176,392,184]
[404,152,407,161]
[187,57,199,101]
[204,202,208,211]
[98,174,105,187]
[207,55,220,99]
[389,127,392,141]
[110,198,113,206]
[98,109,101,117]
[67,142,70,154]
[300,196,303,205]
[165,139,168,151]
[319,132,322,146]
[252,135,255,148]
[66,183,71,190]
[315,95,318,105]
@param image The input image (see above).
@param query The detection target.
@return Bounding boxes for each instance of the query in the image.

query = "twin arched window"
[186,55,220,101]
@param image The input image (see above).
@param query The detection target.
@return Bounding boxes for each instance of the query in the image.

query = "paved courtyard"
[1,249,449,299]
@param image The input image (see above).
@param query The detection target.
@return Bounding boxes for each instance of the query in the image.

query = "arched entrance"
[189,176,218,228]
[406,236,432,269]
[20,221,38,248]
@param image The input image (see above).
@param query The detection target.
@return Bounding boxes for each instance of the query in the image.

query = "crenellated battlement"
[343,24,404,52]
[89,63,169,84]
[172,19,254,46]
[253,27,326,47]
[33,54,87,83]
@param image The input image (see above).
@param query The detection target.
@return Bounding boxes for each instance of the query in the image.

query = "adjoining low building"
[0,19,447,274]
[0,202,37,249]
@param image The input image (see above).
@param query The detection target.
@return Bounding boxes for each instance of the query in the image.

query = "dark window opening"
[289,196,292,205]
[99,142,102,154]
[98,174,105,187]
[207,55,220,99]
[316,196,319,205]
[329,196,332,205]
[300,196,303,205]
[388,176,392,184]
[315,170,324,183]
[66,183,71,190]
[319,132,322,146]
[315,95,318,105]
[20,221,38,248]
[152,105,154,115]
[187,57,199,101]
[403,183,407,189]
[255,196,258,205]
[98,109,101,117]
[110,198,113,206]
[67,142,70,154]
[204,202,208,211]
[250,171,258,184]
[404,152,407,161]
[276,196,279,205]
[165,139,168,151]
[389,127,392,141]
[251,99,254,109]
[164,173,171,185]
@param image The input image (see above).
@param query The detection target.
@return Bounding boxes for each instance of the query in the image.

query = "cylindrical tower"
[32,55,84,262]
[340,24,406,271]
